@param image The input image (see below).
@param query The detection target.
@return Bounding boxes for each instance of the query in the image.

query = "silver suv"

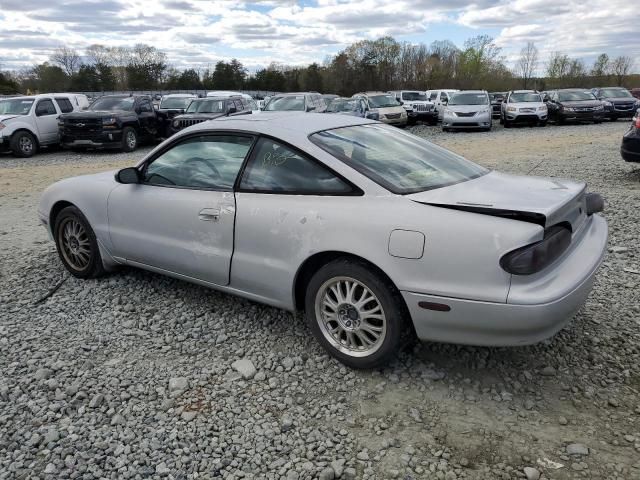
[500,90,547,127]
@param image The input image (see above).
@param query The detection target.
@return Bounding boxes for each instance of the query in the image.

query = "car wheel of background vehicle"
[304,259,406,369]
[121,127,138,152]
[503,119,511,128]
[10,131,37,158]
[499,114,504,125]
[54,206,105,279]
[442,127,449,132]
[538,121,547,127]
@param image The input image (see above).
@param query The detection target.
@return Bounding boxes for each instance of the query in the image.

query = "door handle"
[198,208,220,222]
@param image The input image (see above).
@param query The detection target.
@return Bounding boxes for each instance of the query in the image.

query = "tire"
[499,114,504,125]
[304,259,406,369]
[53,206,105,279]
[503,119,511,128]
[10,131,37,158]
[538,120,547,127]
[442,127,449,132]
[121,127,138,152]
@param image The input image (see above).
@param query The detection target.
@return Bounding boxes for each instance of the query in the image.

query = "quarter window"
[239,138,352,194]
[54,98,74,113]
[144,135,253,190]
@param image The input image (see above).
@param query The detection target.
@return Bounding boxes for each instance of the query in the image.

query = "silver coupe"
[38,113,608,368]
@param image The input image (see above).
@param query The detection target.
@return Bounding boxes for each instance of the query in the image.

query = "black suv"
[170,96,250,134]
[156,94,197,137]
[545,89,605,124]
[59,95,158,152]
[591,87,640,120]
[262,92,327,112]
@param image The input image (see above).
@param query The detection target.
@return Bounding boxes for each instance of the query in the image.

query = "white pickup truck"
[0,94,86,157]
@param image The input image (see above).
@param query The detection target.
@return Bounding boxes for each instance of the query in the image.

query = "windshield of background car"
[310,124,488,194]
[160,97,194,109]
[510,92,541,102]
[401,92,427,101]
[368,95,399,108]
[265,96,305,111]
[0,98,34,115]
[448,93,489,106]
[328,99,358,112]
[557,91,596,102]
[186,100,225,113]
[599,88,632,98]
[90,96,135,111]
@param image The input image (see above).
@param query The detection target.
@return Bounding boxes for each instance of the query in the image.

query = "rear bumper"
[404,214,608,346]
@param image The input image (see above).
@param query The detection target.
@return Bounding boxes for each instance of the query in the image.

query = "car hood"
[406,171,586,229]
[603,97,637,104]
[62,110,133,119]
[559,100,601,107]
[0,114,20,123]
[447,104,489,113]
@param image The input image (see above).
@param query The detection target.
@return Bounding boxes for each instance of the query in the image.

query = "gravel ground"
[1,121,639,480]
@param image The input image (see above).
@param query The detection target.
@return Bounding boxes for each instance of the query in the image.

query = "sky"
[0,0,637,73]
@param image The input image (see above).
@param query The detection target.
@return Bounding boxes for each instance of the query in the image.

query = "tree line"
[0,36,636,96]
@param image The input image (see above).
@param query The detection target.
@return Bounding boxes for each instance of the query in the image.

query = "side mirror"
[306,105,316,112]
[227,106,237,115]
[115,167,141,184]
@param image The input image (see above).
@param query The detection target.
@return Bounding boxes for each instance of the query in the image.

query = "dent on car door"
[107,133,254,285]
[232,137,359,307]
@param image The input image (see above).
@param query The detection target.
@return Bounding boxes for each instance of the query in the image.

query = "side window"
[234,99,244,111]
[429,92,437,101]
[139,100,152,112]
[54,98,74,113]
[35,99,57,116]
[239,138,353,194]
[143,135,253,190]
[440,92,447,101]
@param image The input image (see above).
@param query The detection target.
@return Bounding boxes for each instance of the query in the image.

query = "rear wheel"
[54,206,104,279]
[121,127,138,152]
[305,259,405,369]
[10,131,37,158]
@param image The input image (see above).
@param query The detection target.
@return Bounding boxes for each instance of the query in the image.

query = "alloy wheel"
[126,130,137,149]
[19,136,33,155]
[58,218,91,270]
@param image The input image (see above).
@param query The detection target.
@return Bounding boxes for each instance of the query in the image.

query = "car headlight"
[563,107,575,112]
[401,111,407,117]
[538,106,547,111]
[365,111,379,120]
[102,117,117,125]
[506,106,516,112]
[595,105,604,111]
[478,108,490,115]
[173,120,180,127]
[0,122,5,131]
[603,101,612,107]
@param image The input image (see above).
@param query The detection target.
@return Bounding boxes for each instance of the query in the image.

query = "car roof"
[163,93,197,97]
[511,90,537,93]
[453,90,486,94]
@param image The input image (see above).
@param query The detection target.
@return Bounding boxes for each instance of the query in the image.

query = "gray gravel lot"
[1,121,639,480]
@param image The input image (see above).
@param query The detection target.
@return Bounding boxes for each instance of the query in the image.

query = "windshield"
[265,96,305,111]
[510,92,541,103]
[401,92,427,101]
[310,124,488,194]
[0,98,34,115]
[160,97,194,109]
[186,99,225,113]
[90,96,135,111]
[449,93,489,106]
[557,91,596,102]
[599,88,632,99]
[368,95,400,108]
[328,99,359,112]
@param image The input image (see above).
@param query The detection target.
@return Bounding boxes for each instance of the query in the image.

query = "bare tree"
[515,41,538,89]
[610,56,634,86]
[50,46,80,76]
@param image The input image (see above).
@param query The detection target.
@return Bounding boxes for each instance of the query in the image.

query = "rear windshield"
[186,99,225,113]
[90,96,135,111]
[160,97,194,109]
[310,124,487,194]
[557,91,595,102]
[510,92,541,102]
[265,96,305,111]
[448,93,489,105]
[0,98,34,115]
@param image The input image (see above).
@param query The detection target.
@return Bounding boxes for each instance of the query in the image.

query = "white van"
[0,94,84,157]
[426,89,459,121]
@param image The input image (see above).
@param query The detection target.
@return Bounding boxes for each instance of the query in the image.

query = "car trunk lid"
[406,171,587,231]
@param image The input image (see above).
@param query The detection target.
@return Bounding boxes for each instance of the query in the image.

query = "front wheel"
[10,131,37,158]
[54,206,105,279]
[305,259,405,369]
[538,120,547,127]
[121,127,138,152]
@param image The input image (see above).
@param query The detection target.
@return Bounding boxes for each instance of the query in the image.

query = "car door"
[34,98,60,144]
[232,136,358,304]
[107,133,255,285]
[136,98,157,137]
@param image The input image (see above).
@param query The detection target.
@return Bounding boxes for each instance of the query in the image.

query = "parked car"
[326,97,371,118]
[426,89,459,121]
[441,90,492,132]
[50,93,90,111]
[38,113,607,368]
[155,94,197,137]
[59,94,159,152]
[631,88,640,100]
[170,96,251,134]
[263,92,327,112]
[591,87,640,120]
[0,94,84,157]
[351,92,407,127]
[389,90,437,125]
[545,89,605,124]
[321,94,339,103]
[500,90,547,127]
[489,92,506,118]
[620,109,640,162]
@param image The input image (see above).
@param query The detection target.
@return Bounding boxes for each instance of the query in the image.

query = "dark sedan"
[592,87,640,120]
[546,89,605,124]
[621,109,640,162]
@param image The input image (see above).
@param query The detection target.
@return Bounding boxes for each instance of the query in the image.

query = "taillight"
[635,116,640,129]
[500,225,571,275]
